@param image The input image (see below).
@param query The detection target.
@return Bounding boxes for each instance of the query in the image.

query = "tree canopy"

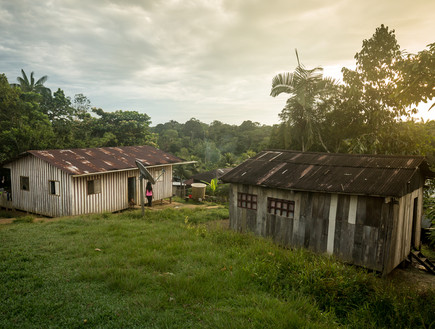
[270,25,434,157]
[0,72,156,162]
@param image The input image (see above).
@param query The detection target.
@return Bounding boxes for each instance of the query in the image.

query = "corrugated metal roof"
[221,150,434,197]
[191,168,234,182]
[23,145,184,176]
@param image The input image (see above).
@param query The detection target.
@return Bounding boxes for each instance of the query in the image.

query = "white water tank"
[191,183,206,200]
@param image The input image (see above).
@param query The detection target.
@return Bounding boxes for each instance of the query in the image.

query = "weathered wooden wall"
[4,156,72,217]
[145,166,173,202]
[0,191,13,210]
[71,165,173,215]
[72,171,130,215]
[383,187,423,274]
[229,183,423,273]
[5,155,174,217]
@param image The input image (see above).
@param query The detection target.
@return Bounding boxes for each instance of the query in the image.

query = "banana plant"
[201,178,218,196]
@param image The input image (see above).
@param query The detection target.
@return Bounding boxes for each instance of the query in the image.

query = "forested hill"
[151,119,272,171]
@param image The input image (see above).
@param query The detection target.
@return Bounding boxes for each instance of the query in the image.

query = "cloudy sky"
[1,0,434,126]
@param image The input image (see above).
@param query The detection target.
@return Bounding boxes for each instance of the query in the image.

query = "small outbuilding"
[191,168,234,184]
[221,150,434,274]
[1,145,189,217]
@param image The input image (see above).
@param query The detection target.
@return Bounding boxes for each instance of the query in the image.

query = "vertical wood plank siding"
[4,156,72,217]
[5,155,174,217]
[383,187,423,274]
[72,165,173,215]
[229,183,423,273]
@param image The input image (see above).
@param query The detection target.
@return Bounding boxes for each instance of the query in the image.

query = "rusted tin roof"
[23,145,184,176]
[221,150,434,197]
[191,168,234,183]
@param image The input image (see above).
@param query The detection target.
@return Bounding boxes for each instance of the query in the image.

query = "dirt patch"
[0,218,13,225]
[0,200,218,224]
[387,263,435,291]
[135,200,221,211]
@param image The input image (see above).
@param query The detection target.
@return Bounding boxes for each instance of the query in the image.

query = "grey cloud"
[0,0,434,125]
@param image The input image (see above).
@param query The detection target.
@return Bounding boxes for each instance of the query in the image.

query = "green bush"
[12,215,35,223]
[0,210,15,218]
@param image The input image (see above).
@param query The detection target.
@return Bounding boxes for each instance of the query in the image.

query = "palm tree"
[270,50,336,151]
[11,69,51,96]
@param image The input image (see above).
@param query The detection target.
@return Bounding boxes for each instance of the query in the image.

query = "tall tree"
[270,50,337,151]
[395,42,435,111]
[89,108,156,147]
[0,74,54,162]
[11,69,51,97]
[340,24,423,154]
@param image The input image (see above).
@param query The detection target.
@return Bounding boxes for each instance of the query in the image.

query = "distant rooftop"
[191,168,234,183]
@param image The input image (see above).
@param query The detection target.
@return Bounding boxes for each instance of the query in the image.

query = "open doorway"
[128,177,136,206]
[0,168,12,206]
[411,197,418,249]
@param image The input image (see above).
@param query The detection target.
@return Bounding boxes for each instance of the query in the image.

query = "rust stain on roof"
[300,165,314,179]
[24,145,183,176]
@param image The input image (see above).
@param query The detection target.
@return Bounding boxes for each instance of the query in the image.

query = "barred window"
[237,193,257,210]
[268,197,294,218]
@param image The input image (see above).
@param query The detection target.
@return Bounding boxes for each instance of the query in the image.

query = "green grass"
[1,206,434,328]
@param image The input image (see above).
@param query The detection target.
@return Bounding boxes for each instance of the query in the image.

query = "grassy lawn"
[1,207,434,328]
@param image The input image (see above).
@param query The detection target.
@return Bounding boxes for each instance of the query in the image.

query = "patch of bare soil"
[0,201,219,224]
[138,200,221,211]
[386,262,435,292]
[0,218,13,224]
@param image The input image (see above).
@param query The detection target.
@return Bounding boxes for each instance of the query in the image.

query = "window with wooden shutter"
[87,179,101,195]
[49,180,60,196]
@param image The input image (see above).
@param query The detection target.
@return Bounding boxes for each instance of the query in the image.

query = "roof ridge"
[264,149,425,159]
[250,158,420,170]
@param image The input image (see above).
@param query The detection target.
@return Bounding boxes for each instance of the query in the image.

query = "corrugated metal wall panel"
[4,156,174,217]
[4,156,72,217]
[70,165,174,215]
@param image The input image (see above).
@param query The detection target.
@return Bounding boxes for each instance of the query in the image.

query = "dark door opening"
[411,197,418,249]
[0,168,12,206]
[128,177,136,205]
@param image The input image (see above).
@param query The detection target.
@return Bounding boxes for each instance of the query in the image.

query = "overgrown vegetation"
[1,207,434,328]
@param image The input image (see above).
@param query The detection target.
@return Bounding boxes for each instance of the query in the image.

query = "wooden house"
[221,150,434,274]
[1,146,189,217]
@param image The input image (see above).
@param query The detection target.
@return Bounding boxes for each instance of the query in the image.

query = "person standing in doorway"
[146,182,153,207]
